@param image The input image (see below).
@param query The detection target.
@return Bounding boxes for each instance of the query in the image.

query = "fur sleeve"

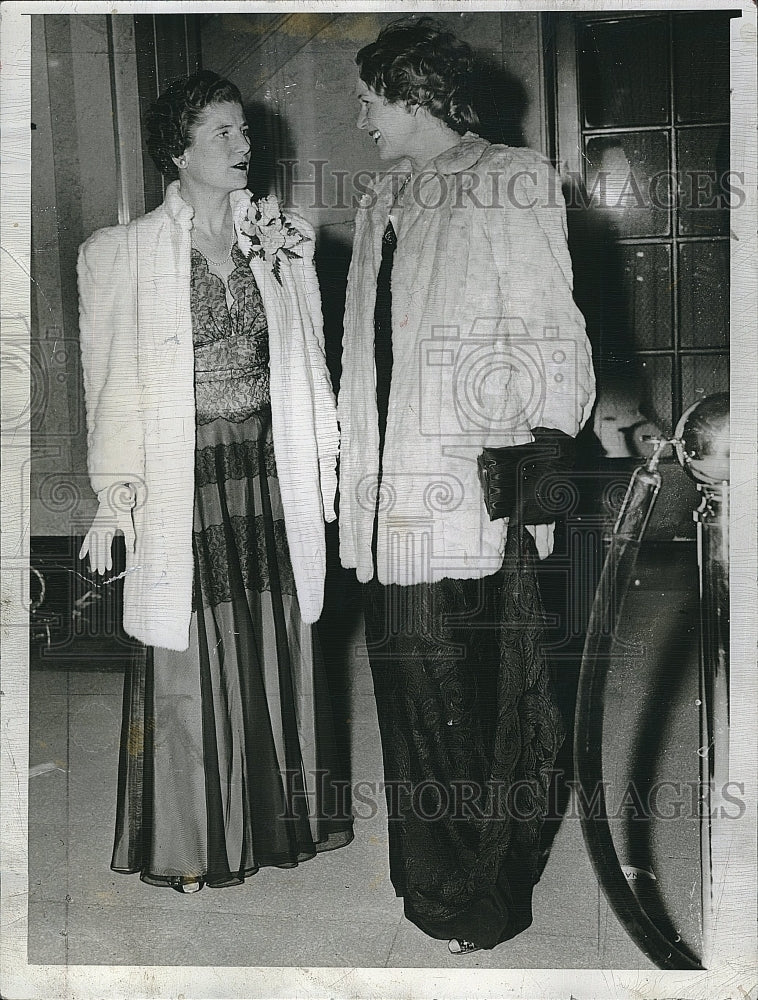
[77,226,145,496]
[482,147,596,437]
[285,210,340,522]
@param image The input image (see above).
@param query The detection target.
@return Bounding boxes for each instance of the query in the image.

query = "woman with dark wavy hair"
[77,70,352,892]
[339,18,596,952]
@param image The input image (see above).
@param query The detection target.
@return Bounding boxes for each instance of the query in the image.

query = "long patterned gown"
[111,243,353,889]
[362,220,564,948]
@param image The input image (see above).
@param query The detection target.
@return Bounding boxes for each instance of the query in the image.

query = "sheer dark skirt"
[112,410,353,889]
[362,524,563,948]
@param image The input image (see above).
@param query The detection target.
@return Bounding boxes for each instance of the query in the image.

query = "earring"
[178,156,187,169]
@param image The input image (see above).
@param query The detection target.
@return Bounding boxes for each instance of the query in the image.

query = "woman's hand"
[79,485,136,575]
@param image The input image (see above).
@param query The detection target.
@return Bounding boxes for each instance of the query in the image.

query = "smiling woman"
[76,69,353,893]
[355,81,423,164]
[339,16,595,956]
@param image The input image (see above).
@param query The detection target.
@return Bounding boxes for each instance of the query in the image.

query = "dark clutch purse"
[477,427,576,523]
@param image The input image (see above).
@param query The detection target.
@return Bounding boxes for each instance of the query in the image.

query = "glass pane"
[674,13,731,124]
[619,244,672,349]
[579,17,670,128]
[585,132,671,238]
[678,242,730,348]
[680,354,729,413]
[640,354,673,434]
[677,126,730,236]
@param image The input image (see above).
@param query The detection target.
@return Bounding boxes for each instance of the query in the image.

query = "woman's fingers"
[80,512,133,576]
[81,498,131,575]
[93,533,105,575]
[101,530,114,574]
[83,528,114,575]
[78,534,90,562]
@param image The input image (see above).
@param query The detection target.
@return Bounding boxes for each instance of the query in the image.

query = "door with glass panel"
[552,11,731,449]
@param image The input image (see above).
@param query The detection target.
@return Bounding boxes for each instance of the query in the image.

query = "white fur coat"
[339,137,596,585]
[77,182,338,650]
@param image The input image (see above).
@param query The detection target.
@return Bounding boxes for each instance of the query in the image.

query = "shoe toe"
[448,938,480,955]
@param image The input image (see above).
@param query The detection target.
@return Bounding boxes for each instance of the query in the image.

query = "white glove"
[526,522,555,561]
[79,484,136,576]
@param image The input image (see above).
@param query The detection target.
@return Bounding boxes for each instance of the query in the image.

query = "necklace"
[192,228,235,267]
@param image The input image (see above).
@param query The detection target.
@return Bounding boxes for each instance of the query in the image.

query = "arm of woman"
[282,210,340,522]
[484,148,595,437]
[77,227,145,572]
[484,149,596,558]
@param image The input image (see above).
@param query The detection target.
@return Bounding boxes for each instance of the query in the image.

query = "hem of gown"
[400,893,534,951]
[111,828,354,889]
[390,853,537,951]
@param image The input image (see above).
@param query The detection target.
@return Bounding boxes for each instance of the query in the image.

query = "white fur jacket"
[77,182,338,650]
[339,137,596,585]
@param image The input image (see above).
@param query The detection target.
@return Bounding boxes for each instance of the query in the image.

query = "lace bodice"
[191,243,271,424]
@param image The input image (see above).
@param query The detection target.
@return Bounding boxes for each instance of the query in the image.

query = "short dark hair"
[145,70,243,178]
[356,17,478,136]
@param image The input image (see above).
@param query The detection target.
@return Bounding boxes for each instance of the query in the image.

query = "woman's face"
[356,79,420,162]
[177,101,250,192]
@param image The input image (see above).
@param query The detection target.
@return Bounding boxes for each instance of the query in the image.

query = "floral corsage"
[237,194,305,285]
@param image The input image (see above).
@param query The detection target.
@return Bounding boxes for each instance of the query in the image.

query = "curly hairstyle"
[145,70,243,179]
[356,17,479,136]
